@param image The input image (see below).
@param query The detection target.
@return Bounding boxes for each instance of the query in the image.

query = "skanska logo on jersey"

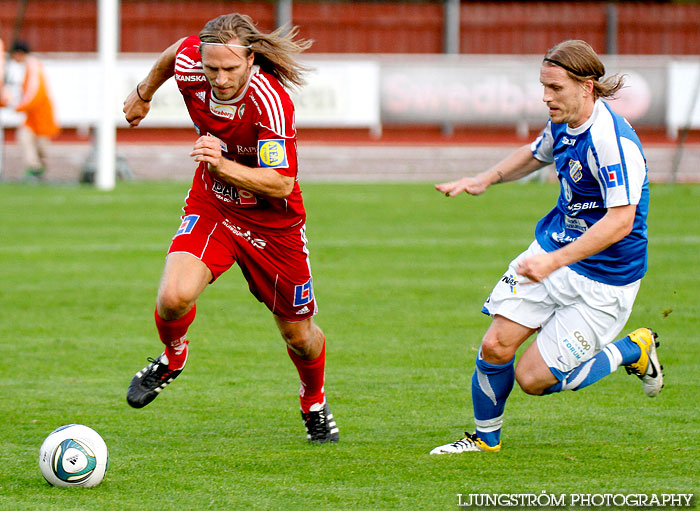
[258,139,288,168]
[561,136,576,146]
[176,74,206,82]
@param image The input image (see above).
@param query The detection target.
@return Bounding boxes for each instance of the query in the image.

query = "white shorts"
[482,240,641,380]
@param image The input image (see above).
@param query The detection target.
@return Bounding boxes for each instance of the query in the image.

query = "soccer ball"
[38,424,109,488]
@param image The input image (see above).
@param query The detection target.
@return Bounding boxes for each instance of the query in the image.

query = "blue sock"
[614,336,642,365]
[472,352,515,447]
[542,337,641,393]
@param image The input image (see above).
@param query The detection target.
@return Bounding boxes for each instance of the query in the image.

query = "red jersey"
[174,35,305,234]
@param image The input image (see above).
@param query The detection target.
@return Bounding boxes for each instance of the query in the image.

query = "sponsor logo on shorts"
[257,139,288,168]
[221,219,266,249]
[175,214,199,237]
[573,330,591,350]
[562,330,591,361]
[294,279,314,307]
[296,305,311,315]
[501,273,518,294]
[563,338,586,360]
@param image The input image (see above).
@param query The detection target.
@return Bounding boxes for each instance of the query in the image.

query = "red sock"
[287,336,326,413]
[154,305,195,370]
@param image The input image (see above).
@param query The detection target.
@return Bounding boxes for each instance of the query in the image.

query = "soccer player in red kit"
[122,13,338,443]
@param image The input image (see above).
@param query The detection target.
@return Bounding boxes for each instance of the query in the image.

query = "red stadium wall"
[458,2,700,55]
[0,1,699,54]
[293,2,444,53]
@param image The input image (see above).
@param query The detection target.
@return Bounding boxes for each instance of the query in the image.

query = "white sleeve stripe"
[251,75,285,137]
[250,82,280,134]
[175,55,203,69]
[616,137,631,204]
[531,122,554,163]
[174,66,204,74]
[255,74,285,134]
[596,167,609,203]
[254,118,281,136]
[177,54,196,65]
[175,55,200,67]
[175,64,203,71]
[587,146,607,201]
[619,137,645,205]
[252,78,284,136]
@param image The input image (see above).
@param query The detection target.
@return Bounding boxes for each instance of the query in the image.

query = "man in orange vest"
[10,40,60,181]
[0,37,6,176]
[0,37,7,103]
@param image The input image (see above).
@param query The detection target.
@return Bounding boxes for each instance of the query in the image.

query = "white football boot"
[624,328,664,397]
[430,432,501,454]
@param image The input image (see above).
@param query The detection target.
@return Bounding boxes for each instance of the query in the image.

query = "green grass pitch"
[0,181,698,510]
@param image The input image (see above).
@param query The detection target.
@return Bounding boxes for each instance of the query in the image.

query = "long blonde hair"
[199,13,312,89]
[543,40,625,100]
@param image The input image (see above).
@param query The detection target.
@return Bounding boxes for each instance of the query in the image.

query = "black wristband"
[136,83,151,102]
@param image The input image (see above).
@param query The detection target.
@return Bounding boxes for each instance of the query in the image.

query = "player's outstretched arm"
[435,144,547,197]
[123,38,185,127]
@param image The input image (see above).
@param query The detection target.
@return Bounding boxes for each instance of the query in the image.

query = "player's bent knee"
[157,289,194,320]
[285,339,306,356]
[515,371,547,396]
[282,330,313,353]
[480,336,516,365]
[278,321,322,359]
[519,383,545,396]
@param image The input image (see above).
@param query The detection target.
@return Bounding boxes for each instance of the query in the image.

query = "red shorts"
[168,211,317,322]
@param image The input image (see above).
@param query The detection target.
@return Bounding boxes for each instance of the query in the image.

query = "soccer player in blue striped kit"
[431,40,663,454]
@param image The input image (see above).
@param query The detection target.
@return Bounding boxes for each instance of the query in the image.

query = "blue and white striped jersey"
[530,100,649,286]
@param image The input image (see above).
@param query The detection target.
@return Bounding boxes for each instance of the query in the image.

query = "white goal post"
[95,0,118,190]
